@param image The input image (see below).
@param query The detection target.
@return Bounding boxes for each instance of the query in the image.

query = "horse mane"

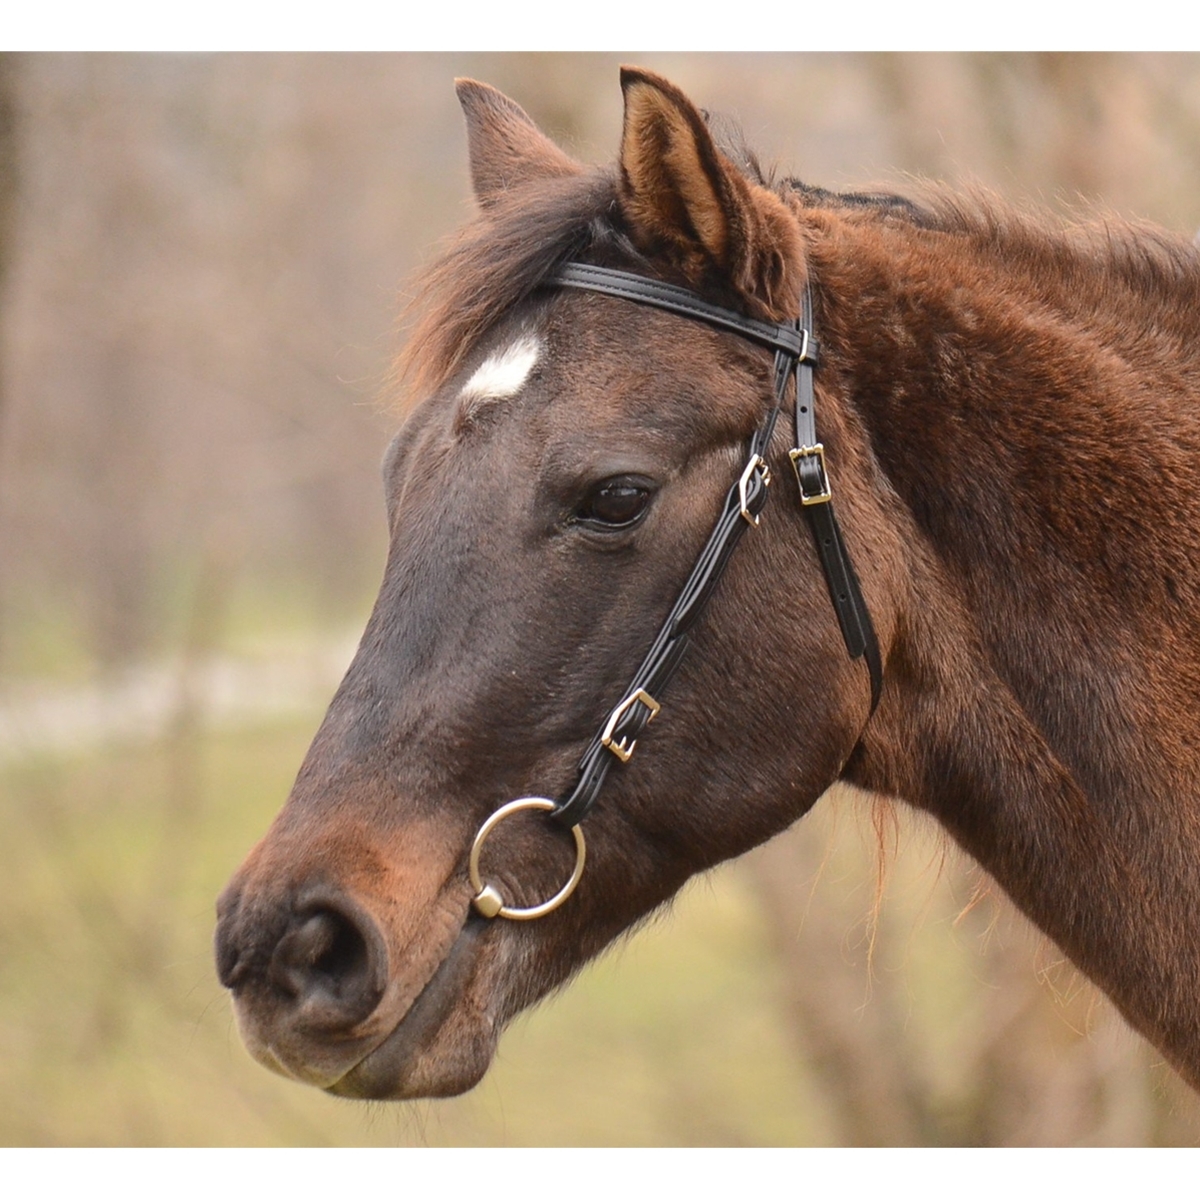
[394,117,1200,409]
[915,187,1200,326]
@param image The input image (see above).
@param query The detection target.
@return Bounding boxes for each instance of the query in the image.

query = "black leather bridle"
[468,261,882,921]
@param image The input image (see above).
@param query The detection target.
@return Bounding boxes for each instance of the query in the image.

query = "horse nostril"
[268,904,386,1029]
[292,911,363,985]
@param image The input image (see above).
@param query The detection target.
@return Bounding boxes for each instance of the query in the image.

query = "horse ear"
[455,78,581,208]
[617,67,804,315]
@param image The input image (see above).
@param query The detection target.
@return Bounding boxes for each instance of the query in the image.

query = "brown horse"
[215,68,1200,1103]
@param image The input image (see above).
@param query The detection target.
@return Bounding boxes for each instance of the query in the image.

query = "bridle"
[468,261,882,920]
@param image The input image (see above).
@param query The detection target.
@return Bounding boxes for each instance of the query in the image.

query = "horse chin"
[323,917,499,1100]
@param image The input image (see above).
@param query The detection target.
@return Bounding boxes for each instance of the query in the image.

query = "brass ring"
[468,797,586,921]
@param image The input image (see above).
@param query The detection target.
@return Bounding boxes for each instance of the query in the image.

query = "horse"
[215,67,1200,1104]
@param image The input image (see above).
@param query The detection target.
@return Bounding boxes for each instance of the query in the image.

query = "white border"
[5,2,1199,52]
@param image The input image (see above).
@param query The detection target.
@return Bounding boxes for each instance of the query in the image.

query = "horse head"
[214,69,899,1099]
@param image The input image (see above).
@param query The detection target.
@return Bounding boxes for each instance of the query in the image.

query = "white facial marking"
[459,334,541,412]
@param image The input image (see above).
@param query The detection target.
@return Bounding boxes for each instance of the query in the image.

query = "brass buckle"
[789,444,832,506]
[738,454,771,525]
[469,797,587,920]
[600,687,661,763]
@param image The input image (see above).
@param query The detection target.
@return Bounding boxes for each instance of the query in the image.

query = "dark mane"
[705,113,937,228]
[785,179,937,226]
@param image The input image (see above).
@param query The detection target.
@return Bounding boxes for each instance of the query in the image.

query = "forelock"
[392,170,622,408]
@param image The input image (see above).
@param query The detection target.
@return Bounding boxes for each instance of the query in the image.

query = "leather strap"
[543,264,882,828]
[790,285,884,713]
[554,263,810,359]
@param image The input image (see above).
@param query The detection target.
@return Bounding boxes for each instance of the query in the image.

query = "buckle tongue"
[600,687,661,763]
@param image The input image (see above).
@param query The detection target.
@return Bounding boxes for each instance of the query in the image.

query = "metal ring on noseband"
[469,797,587,921]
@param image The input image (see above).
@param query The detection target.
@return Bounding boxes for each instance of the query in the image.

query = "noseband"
[469,262,882,920]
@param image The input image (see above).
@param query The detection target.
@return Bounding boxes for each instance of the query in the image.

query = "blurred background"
[3,52,1200,1147]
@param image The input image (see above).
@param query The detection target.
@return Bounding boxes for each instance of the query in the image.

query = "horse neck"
[816,211,1200,1084]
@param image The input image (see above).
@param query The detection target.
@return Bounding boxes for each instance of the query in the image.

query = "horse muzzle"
[215,859,486,1096]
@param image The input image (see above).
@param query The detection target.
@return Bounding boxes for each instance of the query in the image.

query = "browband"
[554,262,811,358]
[544,262,882,828]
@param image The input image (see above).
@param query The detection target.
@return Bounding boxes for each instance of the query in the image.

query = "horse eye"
[576,478,653,529]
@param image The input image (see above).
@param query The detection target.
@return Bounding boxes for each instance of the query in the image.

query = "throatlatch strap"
[545,264,882,828]
[790,286,884,714]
